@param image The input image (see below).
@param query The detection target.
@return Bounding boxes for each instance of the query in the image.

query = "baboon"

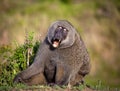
[13,20,90,86]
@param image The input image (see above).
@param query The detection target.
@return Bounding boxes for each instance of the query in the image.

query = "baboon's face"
[48,20,76,49]
[51,26,68,48]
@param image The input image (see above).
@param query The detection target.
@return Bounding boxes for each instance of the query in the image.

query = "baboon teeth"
[53,41,59,48]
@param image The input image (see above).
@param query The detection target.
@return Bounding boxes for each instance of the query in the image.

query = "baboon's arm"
[13,38,52,82]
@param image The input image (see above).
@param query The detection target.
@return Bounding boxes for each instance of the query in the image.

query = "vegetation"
[0,0,120,90]
[0,31,40,86]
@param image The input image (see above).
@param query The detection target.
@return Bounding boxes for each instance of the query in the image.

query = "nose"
[54,30,63,40]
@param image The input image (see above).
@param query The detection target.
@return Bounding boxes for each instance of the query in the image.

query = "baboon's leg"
[24,73,47,86]
[55,63,70,85]
[70,73,84,86]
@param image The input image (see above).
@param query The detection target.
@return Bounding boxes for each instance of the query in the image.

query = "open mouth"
[52,39,61,48]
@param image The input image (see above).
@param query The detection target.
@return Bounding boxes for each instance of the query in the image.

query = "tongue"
[52,41,59,48]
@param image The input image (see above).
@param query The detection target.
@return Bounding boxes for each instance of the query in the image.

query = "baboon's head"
[47,20,76,49]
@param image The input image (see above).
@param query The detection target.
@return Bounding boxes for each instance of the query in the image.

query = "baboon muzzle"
[51,28,63,48]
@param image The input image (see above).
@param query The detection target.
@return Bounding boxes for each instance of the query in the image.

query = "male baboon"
[13,20,90,86]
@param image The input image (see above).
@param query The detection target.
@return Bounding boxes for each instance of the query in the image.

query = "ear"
[59,29,77,49]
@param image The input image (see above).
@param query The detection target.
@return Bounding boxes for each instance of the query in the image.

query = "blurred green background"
[0,0,120,89]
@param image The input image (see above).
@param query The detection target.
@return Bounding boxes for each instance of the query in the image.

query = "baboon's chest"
[51,44,82,67]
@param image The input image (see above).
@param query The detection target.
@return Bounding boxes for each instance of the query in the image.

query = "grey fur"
[13,20,90,86]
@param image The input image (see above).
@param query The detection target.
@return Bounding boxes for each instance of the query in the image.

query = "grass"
[0,81,119,91]
[0,84,85,91]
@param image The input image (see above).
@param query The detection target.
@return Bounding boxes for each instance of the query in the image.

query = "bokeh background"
[0,0,120,89]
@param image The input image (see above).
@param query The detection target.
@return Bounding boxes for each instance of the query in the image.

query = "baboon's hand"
[13,73,24,83]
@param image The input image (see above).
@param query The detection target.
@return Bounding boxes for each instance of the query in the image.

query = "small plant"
[0,31,40,86]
